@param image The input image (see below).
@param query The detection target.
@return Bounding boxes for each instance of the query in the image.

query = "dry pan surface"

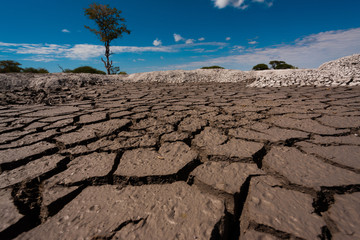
[0,80,360,239]
[0,54,360,239]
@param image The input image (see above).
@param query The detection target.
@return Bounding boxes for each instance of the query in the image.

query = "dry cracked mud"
[0,82,360,240]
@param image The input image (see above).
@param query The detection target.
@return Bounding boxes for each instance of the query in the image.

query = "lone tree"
[84,3,130,74]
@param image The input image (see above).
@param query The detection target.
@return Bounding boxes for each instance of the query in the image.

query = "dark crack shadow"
[91,217,148,240]
[248,221,305,240]
[46,184,87,218]
[313,184,360,215]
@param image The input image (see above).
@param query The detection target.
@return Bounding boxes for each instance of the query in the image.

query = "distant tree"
[84,3,130,74]
[71,66,106,75]
[269,60,296,69]
[269,60,285,69]
[252,63,269,71]
[275,63,297,69]
[22,67,49,73]
[201,66,225,69]
[0,60,22,73]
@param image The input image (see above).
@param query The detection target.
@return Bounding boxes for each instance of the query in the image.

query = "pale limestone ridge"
[0,54,359,89]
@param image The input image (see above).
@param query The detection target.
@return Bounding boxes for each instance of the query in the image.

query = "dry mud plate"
[1,81,360,240]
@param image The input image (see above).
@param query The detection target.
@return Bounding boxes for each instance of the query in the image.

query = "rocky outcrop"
[249,54,360,87]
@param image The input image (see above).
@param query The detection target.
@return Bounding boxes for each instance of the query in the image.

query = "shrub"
[118,71,127,75]
[69,66,106,75]
[252,63,269,71]
[0,60,22,73]
[201,66,225,69]
[22,67,49,73]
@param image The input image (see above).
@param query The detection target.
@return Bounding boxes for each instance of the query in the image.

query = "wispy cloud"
[212,0,274,9]
[0,41,226,61]
[232,45,245,52]
[61,29,70,33]
[252,0,273,7]
[165,28,360,70]
[22,56,57,62]
[226,37,231,41]
[198,37,205,41]
[133,58,145,62]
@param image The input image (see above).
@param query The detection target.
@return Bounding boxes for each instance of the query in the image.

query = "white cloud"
[0,42,176,61]
[0,40,226,62]
[153,38,162,46]
[62,29,70,33]
[212,0,273,9]
[248,40,258,45]
[213,0,243,9]
[174,33,184,42]
[2,43,70,56]
[167,28,360,70]
[65,44,103,60]
[226,37,231,41]
[174,33,199,45]
[213,0,247,9]
[186,39,195,44]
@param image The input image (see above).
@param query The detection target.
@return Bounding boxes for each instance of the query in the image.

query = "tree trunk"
[102,41,112,75]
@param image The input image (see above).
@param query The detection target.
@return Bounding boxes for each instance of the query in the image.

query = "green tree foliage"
[61,66,106,74]
[0,60,22,73]
[252,63,269,71]
[72,66,106,74]
[201,66,225,69]
[84,3,130,75]
[269,60,296,69]
[22,67,49,73]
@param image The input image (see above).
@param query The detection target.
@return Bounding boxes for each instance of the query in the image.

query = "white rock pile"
[124,69,253,83]
[249,54,360,87]
[0,54,359,90]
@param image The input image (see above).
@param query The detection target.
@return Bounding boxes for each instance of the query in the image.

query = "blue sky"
[1,0,360,73]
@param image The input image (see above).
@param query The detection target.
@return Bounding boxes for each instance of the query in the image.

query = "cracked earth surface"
[0,82,360,240]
